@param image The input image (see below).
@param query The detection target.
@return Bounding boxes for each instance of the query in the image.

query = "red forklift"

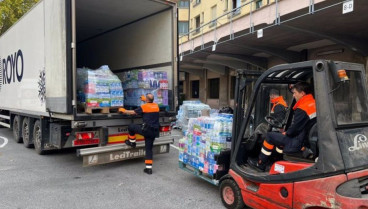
[219,60,368,209]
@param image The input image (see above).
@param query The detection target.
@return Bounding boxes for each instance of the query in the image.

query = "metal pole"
[250,1,253,33]
[71,0,77,109]
[309,0,315,14]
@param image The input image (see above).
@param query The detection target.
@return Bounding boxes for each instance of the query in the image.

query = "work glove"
[140,95,146,102]
[118,107,127,113]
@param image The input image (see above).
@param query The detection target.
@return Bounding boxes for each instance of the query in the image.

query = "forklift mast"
[232,69,263,152]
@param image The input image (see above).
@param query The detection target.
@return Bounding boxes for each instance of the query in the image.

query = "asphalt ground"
[0,128,226,209]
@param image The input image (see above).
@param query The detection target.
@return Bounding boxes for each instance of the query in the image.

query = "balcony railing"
[179,0,348,56]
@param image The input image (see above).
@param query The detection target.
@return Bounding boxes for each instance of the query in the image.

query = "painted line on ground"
[170,144,179,150]
[0,136,8,148]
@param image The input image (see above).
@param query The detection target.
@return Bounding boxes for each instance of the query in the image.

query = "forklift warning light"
[337,69,349,81]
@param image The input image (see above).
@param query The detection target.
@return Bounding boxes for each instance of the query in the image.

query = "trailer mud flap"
[77,138,173,167]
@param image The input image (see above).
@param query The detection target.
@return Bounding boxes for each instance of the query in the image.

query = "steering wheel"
[265,116,283,129]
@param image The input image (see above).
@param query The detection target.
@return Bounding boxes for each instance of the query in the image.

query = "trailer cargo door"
[44,1,73,114]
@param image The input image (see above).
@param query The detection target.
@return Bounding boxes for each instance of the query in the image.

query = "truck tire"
[33,120,45,155]
[220,179,246,209]
[22,118,34,148]
[12,115,23,143]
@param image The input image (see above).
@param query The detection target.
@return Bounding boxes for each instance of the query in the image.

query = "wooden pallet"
[84,106,110,114]
[109,107,122,113]
[79,103,124,114]
[178,161,219,186]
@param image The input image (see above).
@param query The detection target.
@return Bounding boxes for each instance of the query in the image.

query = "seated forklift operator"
[269,89,288,123]
[248,82,316,172]
[253,89,288,142]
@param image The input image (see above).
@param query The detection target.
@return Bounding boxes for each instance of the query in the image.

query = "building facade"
[178,0,368,109]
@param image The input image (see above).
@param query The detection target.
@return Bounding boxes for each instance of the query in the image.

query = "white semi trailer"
[0,0,178,166]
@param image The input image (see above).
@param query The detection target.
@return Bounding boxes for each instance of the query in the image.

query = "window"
[208,78,220,99]
[195,15,200,33]
[210,5,217,27]
[191,80,199,98]
[232,0,241,14]
[232,0,241,9]
[330,70,368,125]
[224,0,229,11]
[256,0,262,9]
[178,21,189,35]
[230,76,236,99]
[193,0,201,6]
[179,81,184,93]
[178,0,189,8]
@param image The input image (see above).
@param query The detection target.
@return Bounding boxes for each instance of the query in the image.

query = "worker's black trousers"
[128,124,156,164]
[259,132,286,163]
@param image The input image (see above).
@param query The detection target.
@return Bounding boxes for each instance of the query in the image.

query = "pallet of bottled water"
[178,113,233,185]
[176,101,211,132]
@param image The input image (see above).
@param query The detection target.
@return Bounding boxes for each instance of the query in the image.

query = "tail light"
[160,126,171,132]
[159,125,171,137]
[77,132,95,140]
[73,132,99,146]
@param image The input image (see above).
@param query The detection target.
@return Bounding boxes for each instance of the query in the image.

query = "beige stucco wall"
[189,0,277,39]
[178,8,189,21]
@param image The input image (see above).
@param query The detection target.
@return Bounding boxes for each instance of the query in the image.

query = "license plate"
[160,131,171,137]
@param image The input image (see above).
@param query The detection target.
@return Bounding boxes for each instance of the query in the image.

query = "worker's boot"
[143,168,152,175]
[302,147,314,159]
[125,140,136,148]
[247,158,266,172]
[271,152,283,162]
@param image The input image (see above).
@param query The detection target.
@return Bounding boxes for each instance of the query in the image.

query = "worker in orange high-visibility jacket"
[248,82,316,172]
[269,88,288,124]
[119,93,160,175]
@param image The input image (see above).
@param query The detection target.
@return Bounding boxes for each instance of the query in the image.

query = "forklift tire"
[33,120,45,155]
[220,179,246,209]
[12,115,23,143]
[22,118,34,148]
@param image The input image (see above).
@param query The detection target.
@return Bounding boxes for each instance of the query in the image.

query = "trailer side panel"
[0,2,46,114]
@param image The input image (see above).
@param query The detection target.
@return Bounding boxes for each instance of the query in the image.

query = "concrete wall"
[184,68,234,109]
[267,45,367,69]
[229,70,237,107]
[267,57,287,68]
[207,70,220,108]
[186,70,206,103]
[308,45,366,64]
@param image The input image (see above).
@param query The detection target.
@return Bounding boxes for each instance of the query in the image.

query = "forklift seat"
[283,123,318,163]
